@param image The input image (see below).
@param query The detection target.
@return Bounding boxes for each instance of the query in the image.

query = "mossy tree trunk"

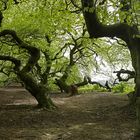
[54,28,86,95]
[129,38,140,137]
[18,72,56,109]
[0,30,56,109]
[55,78,70,93]
[81,0,140,137]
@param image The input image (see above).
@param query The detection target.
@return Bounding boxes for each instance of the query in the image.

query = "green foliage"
[79,85,95,93]
[0,72,18,87]
[93,38,131,69]
[0,0,136,92]
[66,65,83,84]
[113,82,125,93]
[79,84,108,93]
[112,82,134,93]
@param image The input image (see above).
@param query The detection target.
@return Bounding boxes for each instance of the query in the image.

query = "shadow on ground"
[0,88,136,140]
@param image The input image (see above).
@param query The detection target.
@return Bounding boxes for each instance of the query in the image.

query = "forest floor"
[0,87,136,140]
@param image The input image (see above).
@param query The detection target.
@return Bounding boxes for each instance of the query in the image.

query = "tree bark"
[81,0,140,137]
[114,69,135,82]
[0,11,3,27]
[54,78,71,93]
[129,38,140,137]
[136,97,140,138]
[18,72,56,109]
[0,29,56,109]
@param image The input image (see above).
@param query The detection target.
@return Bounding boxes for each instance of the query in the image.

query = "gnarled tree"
[54,26,87,95]
[81,0,140,137]
[0,30,56,109]
[114,69,135,82]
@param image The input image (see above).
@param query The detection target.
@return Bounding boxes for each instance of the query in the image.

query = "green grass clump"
[112,82,134,94]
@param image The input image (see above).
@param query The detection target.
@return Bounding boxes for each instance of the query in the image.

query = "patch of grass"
[79,84,108,93]
[112,82,134,94]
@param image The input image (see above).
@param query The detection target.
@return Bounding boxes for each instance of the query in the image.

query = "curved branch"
[0,29,40,73]
[13,0,19,4]
[0,11,3,27]
[81,0,137,42]
[70,0,81,9]
[0,55,21,71]
[0,30,36,52]
[21,47,40,73]
[75,76,88,87]
[75,76,111,91]
[114,69,135,82]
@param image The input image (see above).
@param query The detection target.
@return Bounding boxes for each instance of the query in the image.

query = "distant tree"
[54,27,86,95]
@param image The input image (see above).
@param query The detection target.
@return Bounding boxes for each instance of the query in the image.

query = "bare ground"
[0,88,136,140]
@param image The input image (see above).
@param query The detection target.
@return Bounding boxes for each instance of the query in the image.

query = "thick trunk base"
[33,90,57,110]
[69,85,78,96]
[127,91,136,106]
[135,97,140,139]
[37,97,57,109]
[19,73,57,110]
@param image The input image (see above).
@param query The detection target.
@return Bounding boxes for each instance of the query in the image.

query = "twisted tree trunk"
[0,30,56,109]
[129,38,140,138]
[81,0,140,137]
[18,72,56,109]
